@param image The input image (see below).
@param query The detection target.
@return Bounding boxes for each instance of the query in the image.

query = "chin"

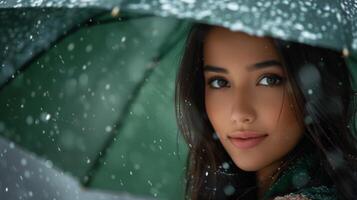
[233,159,265,172]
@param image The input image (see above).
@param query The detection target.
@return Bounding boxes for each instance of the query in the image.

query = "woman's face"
[203,27,304,176]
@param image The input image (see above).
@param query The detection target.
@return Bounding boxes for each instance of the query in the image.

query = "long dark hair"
[175,23,357,200]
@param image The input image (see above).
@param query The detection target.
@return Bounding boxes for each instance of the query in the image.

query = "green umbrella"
[0,0,356,199]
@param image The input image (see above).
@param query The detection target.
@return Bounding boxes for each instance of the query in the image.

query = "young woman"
[175,24,357,200]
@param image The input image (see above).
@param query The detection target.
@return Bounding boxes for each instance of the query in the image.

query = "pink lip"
[228,131,268,149]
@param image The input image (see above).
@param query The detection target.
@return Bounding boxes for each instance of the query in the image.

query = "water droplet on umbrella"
[105,84,111,90]
[45,160,53,168]
[40,112,51,122]
[111,174,116,180]
[67,43,75,51]
[24,170,31,178]
[227,2,239,11]
[85,44,93,53]
[79,74,89,86]
[105,126,112,132]
[21,158,27,166]
[0,122,6,132]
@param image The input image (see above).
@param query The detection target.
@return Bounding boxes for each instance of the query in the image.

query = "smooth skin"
[203,27,305,198]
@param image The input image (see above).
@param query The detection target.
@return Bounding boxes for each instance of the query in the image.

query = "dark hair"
[175,23,357,200]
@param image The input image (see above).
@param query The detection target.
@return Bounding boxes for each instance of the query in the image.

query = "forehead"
[203,27,281,65]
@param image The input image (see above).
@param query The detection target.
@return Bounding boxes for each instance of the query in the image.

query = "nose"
[230,93,256,124]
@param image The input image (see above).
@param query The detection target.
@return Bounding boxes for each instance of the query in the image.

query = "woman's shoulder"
[272,185,337,200]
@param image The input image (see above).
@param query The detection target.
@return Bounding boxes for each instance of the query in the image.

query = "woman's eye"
[258,74,284,86]
[207,77,229,89]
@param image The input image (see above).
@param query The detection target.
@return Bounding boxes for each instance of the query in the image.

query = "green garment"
[262,152,337,200]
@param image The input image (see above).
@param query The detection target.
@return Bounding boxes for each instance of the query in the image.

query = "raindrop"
[5,187,8,192]
[2,63,14,78]
[45,114,51,120]
[184,99,192,106]
[134,164,140,170]
[307,89,313,95]
[45,160,53,168]
[298,64,321,90]
[0,122,5,132]
[292,171,310,189]
[111,174,116,180]
[105,126,112,133]
[180,0,196,3]
[226,2,239,11]
[327,150,345,169]
[67,43,75,51]
[121,36,126,42]
[147,180,153,186]
[26,115,33,125]
[304,115,313,125]
[24,170,31,178]
[129,171,133,175]
[20,158,27,166]
[212,132,219,140]
[105,84,111,90]
[222,162,230,170]
[223,184,235,196]
[40,112,51,122]
[79,74,89,86]
[205,171,208,176]
[9,142,15,149]
[85,44,93,53]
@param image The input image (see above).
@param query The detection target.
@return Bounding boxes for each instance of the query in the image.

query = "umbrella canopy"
[1,0,356,85]
[0,12,190,200]
[1,0,357,199]
[0,137,153,200]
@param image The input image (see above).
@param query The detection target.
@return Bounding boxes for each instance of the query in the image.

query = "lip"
[228,131,268,149]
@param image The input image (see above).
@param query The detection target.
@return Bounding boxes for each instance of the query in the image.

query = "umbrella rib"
[82,21,189,187]
[0,12,154,92]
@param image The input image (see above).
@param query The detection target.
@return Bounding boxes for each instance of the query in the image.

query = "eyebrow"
[203,60,283,74]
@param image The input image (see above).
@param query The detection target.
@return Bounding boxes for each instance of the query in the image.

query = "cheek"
[254,88,286,123]
[273,94,304,141]
[205,91,230,130]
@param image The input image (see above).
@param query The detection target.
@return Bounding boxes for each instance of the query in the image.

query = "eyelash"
[207,74,285,89]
